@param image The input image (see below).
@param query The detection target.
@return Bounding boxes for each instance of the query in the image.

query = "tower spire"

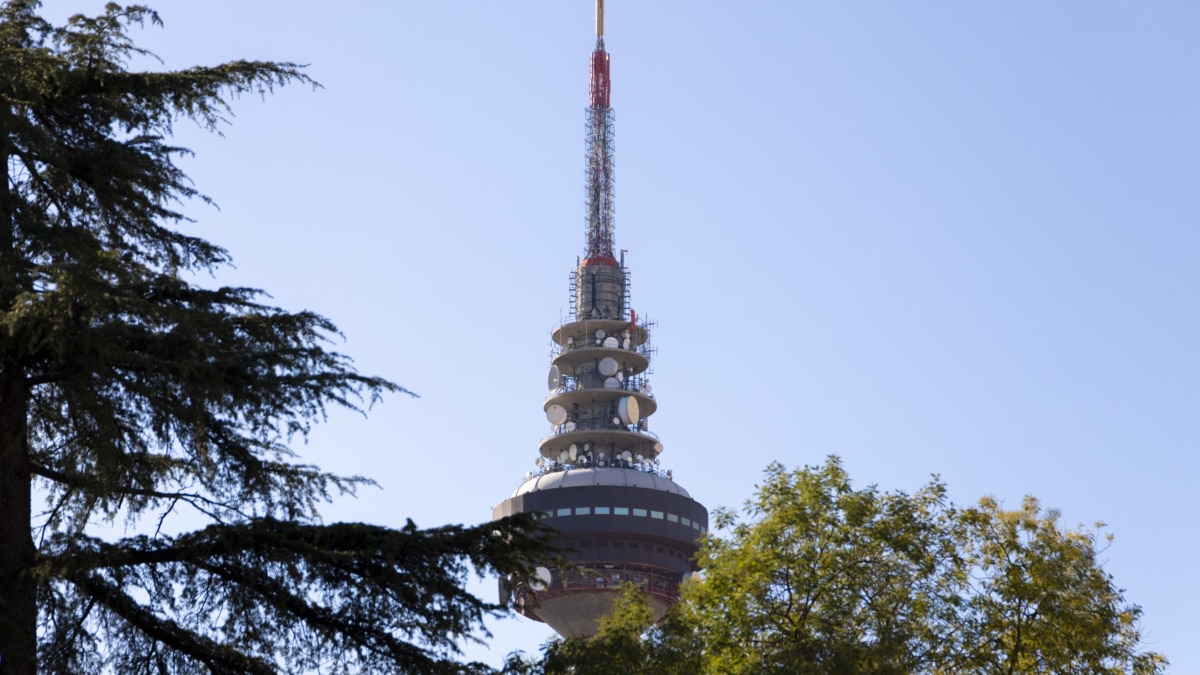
[585,0,614,261]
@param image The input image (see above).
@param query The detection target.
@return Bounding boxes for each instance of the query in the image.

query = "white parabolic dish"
[546,404,568,425]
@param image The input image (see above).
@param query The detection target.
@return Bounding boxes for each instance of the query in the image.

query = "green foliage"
[503,583,701,675]
[690,458,961,674]
[951,496,1167,675]
[522,458,1167,675]
[37,515,557,675]
[0,2,560,673]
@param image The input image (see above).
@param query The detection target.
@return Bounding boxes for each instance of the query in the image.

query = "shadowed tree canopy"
[510,459,1168,675]
[0,2,559,673]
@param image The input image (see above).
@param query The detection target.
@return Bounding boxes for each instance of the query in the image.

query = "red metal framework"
[589,46,610,108]
[584,35,616,262]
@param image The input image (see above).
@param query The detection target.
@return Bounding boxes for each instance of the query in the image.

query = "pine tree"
[0,3,554,672]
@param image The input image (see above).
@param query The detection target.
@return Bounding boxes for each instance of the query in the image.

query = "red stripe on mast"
[590,48,610,108]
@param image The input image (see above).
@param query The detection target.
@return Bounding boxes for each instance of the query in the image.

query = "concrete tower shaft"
[492,0,707,639]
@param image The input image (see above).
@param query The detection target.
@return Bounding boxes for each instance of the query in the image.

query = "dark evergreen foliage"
[0,3,558,672]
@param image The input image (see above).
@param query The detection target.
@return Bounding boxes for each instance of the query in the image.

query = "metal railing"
[551,371,653,396]
[525,459,669,480]
[541,419,660,441]
[552,336,653,360]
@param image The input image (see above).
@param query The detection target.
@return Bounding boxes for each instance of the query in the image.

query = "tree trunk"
[0,113,36,675]
[0,367,35,674]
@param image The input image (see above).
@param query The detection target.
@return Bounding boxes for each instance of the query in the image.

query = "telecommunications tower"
[492,0,709,638]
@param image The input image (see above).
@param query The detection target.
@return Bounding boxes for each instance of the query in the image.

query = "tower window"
[667,513,679,523]
[557,508,571,517]
[575,507,591,515]
[614,507,629,515]
[651,511,664,520]
[595,506,611,515]
[632,508,647,517]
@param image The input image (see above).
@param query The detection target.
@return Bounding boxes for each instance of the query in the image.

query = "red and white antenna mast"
[584,0,615,263]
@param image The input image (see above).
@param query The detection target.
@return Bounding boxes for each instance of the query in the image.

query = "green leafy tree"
[0,3,557,673]
[520,459,1166,675]
[949,496,1166,675]
[687,458,962,674]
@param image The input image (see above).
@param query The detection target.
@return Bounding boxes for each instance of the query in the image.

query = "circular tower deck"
[493,468,707,636]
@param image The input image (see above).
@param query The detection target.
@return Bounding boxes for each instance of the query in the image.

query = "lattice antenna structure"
[584,0,615,262]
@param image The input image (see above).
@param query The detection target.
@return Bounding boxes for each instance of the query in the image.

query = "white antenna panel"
[545,404,568,425]
[531,566,552,591]
[617,396,640,425]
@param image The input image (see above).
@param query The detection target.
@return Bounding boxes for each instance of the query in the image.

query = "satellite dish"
[622,450,633,462]
[567,336,575,345]
[622,338,631,350]
[565,421,577,432]
[616,371,624,382]
[535,457,544,467]
[636,454,644,461]
[559,450,569,463]
[530,566,552,591]
[584,443,590,451]
[612,417,621,425]
[545,405,568,425]
[595,329,606,340]
[603,336,618,349]
[622,330,630,338]
[599,452,606,459]
[569,444,578,460]
[598,357,619,377]
[643,382,652,393]
[653,442,664,454]
[604,377,620,389]
[547,365,562,391]
[617,396,640,425]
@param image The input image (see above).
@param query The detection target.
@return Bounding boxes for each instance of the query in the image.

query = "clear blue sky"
[48,1,1200,669]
